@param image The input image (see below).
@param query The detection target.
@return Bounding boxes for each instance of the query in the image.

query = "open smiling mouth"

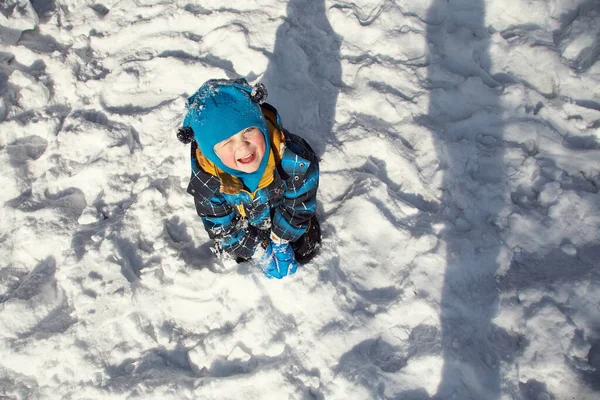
[237,152,256,164]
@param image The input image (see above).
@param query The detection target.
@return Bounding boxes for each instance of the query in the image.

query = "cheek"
[215,147,237,167]
[253,135,266,155]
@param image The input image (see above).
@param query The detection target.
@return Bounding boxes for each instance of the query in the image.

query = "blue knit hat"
[183,78,270,191]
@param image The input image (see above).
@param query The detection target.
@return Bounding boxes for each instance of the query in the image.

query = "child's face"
[213,127,266,173]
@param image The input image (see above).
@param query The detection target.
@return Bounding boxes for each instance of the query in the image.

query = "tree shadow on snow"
[423,0,600,396]
[422,1,507,398]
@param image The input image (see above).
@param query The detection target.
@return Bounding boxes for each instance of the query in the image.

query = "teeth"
[239,153,254,162]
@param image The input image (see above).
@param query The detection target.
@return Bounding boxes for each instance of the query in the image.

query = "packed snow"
[1,0,600,399]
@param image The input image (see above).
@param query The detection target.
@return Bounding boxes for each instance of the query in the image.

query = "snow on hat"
[182,78,270,190]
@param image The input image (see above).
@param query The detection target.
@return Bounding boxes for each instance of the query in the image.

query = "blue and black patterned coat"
[186,103,319,259]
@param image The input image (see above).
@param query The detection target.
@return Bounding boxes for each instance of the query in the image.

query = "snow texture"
[1,0,600,399]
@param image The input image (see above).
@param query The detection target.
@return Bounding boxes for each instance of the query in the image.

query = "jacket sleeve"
[271,137,319,242]
[194,194,263,260]
[187,141,262,260]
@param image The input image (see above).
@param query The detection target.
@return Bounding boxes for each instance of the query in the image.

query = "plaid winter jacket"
[186,103,319,260]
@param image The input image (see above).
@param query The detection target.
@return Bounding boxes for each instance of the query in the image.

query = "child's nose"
[232,136,246,146]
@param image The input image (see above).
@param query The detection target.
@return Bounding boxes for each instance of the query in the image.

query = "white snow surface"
[1,0,600,399]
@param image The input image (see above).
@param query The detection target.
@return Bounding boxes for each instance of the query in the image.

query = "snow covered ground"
[1,0,600,398]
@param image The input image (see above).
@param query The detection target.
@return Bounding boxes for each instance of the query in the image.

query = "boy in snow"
[177,78,321,279]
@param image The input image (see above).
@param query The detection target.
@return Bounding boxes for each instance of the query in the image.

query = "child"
[177,78,321,279]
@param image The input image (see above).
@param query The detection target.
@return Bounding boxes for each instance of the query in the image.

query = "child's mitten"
[270,233,299,277]
[253,241,279,279]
